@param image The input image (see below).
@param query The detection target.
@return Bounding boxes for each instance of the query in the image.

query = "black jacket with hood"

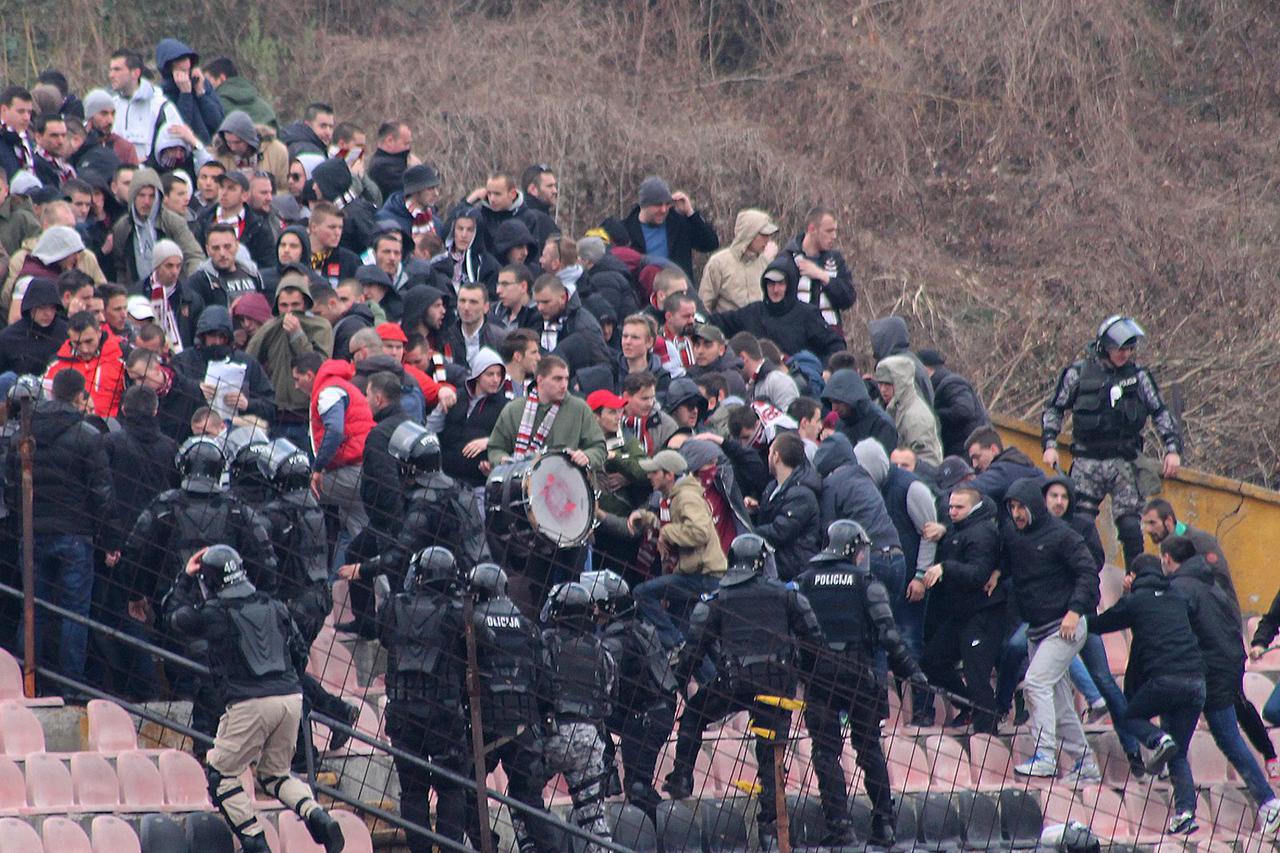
[1000,476,1099,634]
[1167,554,1247,711]
[312,158,377,254]
[821,368,898,456]
[456,193,557,260]
[0,278,67,376]
[491,219,541,269]
[1042,475,1105,568]
[102,412,178,551]
[969,445,1044,504]
[428,243,500,297]
[518,292,611,376]
[279,120,326,157]
[930,364,989,458]
[933,495,1005,614]
[708,257,845,362]
[781,234,856,315]
[331,303,376,362]
[192,203,277,271]
[156,38,225,144]
[171,305,277,423]
[812,432,900,550]
[6,399,112,538]
[868,316,935,408]
[754,463,823,581]
[579,251,640,324]
[261,225,322,296]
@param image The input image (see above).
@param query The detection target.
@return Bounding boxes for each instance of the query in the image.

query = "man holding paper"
[172,304,277,425]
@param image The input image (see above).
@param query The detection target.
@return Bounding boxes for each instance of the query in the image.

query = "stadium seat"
[1089,730,1137,787]
[87,700,139,754]
[307,637,360,697]
[1188,729,1233,783]
[258,819,281,853]
[883,735,931,792]
[1207,785,1259,842]
[955,791,1002,850]
[91,815,142,853]
[0,650,60,708]
[967,733,1014,790]
[71,752,121,809]
[117,751,166,810]
[0,757,24,812]
[0,702,45,756]
[157,749,211,809]
[1242,672,1274,712]
[700,796,750,852]
[997,789,1043,848]
[654,798,700,853]
[185,812,234,853]
[1120,788,1174,842]
[138,812,187,853]
[1073,784,1134,843]
[329,810,373,853]
[914,791,964,849]
[0,816,42,851]
[923,734,973,791]
[607,802,658,851]
[25,752,73,812]
[280,810,332,852]
[1099,564,1126,612]
[42,815,92,852]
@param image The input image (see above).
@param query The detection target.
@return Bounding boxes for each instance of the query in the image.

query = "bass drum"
[485,451,597,558]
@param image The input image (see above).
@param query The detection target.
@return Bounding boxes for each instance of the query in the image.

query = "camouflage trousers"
[1069,456,1143,520]
[543,720,613,851]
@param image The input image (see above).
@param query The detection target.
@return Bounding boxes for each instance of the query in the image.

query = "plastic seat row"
[0,650,62,708]
[0,748,210,814]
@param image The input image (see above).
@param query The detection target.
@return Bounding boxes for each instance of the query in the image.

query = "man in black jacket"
[821,368,897,456]
[577,236,639,324]
[172,305,277,425]
[125,348,204,444]
[753,433,821,581]
[781,206,856,329]
[192,171,276,270]
[7,370,112,687]
[919,349,988,458]
[1002,476,1100,779]
[621,176,718,281]
[0,277,67,377]
[520,275,609,376]
[1162,535,1280,831]
[709,257,845,363]
[310,157,376,255]
[919,487,1004,732]
[965,425,1043,504]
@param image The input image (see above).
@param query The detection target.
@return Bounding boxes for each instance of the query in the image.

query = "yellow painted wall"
[993,414,1278,616]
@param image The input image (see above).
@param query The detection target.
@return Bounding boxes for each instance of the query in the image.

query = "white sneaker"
[1062,756,1102,784]
[1013,751,1057,777]
[1260,799,1280,836]
[1167,811,1198,835]
[1145,734,1177,775]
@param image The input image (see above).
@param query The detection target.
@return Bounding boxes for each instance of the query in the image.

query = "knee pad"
[1116,513,1144,565]
[206,765,243,804]
[255,772,290,799]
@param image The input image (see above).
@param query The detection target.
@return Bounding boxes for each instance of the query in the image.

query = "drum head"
[527,454,593,547]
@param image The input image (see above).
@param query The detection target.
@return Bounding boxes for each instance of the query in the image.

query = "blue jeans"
[1125,675,1204,814]
[1069,658,1101,704]
[1262,682,1280,727]
[1204,704,1276,808]
[1076,632,1140,755]
[24,534,94,683]
[996,622,1029,712]
[635,573,721,649]
[869,551,906,679]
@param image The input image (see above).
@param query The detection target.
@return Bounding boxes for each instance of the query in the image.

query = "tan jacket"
[214,132,290,190]
[657,475,727,576]
[698,208,775,313]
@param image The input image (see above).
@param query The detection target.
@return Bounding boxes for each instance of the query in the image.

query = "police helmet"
[404,546,458,592]
[7,374,42,409]
[580,569,632,616]
[1096,315,1145,353]
[467,563,508,600]
[264,438,311,493]
[225,426,272,489]
[724,533,769,579]
[176,436,226,495]
[812,520,872,563]
[388,422,441,478]
[540,581,594,628]
[199,544,253,597]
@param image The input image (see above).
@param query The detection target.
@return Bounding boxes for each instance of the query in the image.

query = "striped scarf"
[513,386,559,458]
[406,199,435,237]
[5,127,30,169]
[33,145,74,182]
[634,496,673,579]
[623,413,654,455]
[149,274,184,355]
[660,332,695,370]
[541,316,565,352]
[793,252,842,327]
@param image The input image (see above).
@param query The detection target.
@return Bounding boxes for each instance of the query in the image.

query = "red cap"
[586,389,627,411]
[376,322,408,343]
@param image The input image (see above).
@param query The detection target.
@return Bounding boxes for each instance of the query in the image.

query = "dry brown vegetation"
[6,0,1280,481]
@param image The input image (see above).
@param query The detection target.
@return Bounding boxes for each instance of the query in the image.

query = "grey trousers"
[1024,618,1094,766]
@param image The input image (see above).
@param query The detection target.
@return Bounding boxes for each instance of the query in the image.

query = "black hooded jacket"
[708,257,845,362]
[812,432,900,550]
[102,413,178,551]
[6,400,112,538]
[821,368,898,456]
[754,463,823,581]
[930,364,989,458]
[0,278,67,376]
[933,496,1004,614]
[279,121,326,157]
[260,225,316,296]
[579,251,640,324]
[331,303,376,362]
[1000,476,1100,633]
[969,445,1043,504]
[1042,475,1105,568]
[171,306,277,423]
[491,219,540,266]
[518,292,610,376]
[1167,554,1247,711]
[867,316,935,408]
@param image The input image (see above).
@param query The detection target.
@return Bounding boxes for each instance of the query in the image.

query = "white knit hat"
[151,239,184,266]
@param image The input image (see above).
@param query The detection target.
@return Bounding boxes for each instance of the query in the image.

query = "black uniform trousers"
[386,701,470,852]
[607,695,676,815]
[465,725,548,851]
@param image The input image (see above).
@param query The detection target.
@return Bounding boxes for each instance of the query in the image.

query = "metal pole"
[463,590,496,853]
[19,400,35,698]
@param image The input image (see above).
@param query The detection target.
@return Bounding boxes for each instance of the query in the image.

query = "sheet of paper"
[204,359,247,422]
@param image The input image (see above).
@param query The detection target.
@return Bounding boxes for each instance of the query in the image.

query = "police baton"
[463,589,496,853]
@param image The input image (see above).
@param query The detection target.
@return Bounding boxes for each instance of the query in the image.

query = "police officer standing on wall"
[378,546,472,852]
[464,562,550,853]
[536,581,618,852]
[796,520,928,848]
[1042,316,1182,567]
[165,545,344,853]
[663,534,824,848]
[582,569,678,820]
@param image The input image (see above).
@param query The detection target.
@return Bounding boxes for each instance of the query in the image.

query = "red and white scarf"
[216,206,246,239]
[635,496,674,579]
[541,316,565,352]
[623,413,655,455]
[33,145,74,182]
[149,274,185,355]
[513,386,559,458]
[793,252,841,327]
[659,331,695,370]
[406,199,435,237]
[5,127,30,169]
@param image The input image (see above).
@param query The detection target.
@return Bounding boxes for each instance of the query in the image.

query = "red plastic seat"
[0,651,60,708]
[91,814,141,853]
[86,700,138,755]
[41,815,91,852]
[70,752,120,809]
[968,733,1014,790]
[331,810,373,853]
[24,752,73,812]
[884,734,930,792]
[0,757,24,813]
[1122,788,1175,842]
[1075,784,1135,842]
[0,702,45,756]
[1089,731,1137,787]
[0,816,42,851]
[157,749,212,809]
[1040,786,1087,826]
[117,750,165,810]
[307,636,360,697]
[924,735,973,791]
[278,810,325,852]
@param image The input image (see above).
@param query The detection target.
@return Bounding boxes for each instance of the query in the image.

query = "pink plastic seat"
[86,700,138,754]
[884,735,930,792]
[1242,672,1274,711]
[158,748,212,809]
[259,817,281,853]
[0,651,60,708]
[0,757,24,812]
[1098,564,1126,613]
[307,636,360,696]
[91,814,141,853]
[0,702,45,756]
[967,733,1014,790]
[0,816,42,850]
[70,752,120,809]
[1040,786,1087,826]
[1101,630,1129,676]
[924,735,973,791]
[41,815,91,852]
[331,810,373,853]
[1188,730,1233,783]
[1089,731,1136,787]
[1208,785,1259,841]
[1122,788,1175,843]
[117,750,165,810]
[1075,784,1134,842]
[24,752,73,812]
[279,810,326,852]
[317,698,375,755]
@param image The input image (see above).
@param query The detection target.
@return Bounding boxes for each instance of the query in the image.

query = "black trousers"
[465,725,548,852]
[607,695,677,815]
[804,654,894,827]
[920,609,1004,732]
[386,702,470,853]
[504,545,585,620]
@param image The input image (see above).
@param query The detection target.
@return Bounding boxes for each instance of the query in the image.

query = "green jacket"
[488,394,607,471]
[0,196,38,257]
[215,77,277,129]
[597,432,649,515]
[245,313,333,415]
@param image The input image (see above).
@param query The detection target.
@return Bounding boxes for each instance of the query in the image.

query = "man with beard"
[186,223,264,308]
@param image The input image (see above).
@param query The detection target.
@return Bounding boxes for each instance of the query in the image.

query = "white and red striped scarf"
[659,332,695,371]
[406,199,435,237]
[623,413,654,455]
[216,206,246,239]
[33,145,74,182]
[149,274,185,355]
[513,386,559,458]
[5,127,30,169]
[793,252,842,327]
[540,316,565,352]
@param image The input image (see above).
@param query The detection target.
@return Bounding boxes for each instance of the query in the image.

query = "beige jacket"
[698,208,775,313]
[656,475,728,576]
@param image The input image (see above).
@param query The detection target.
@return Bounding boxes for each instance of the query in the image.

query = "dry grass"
[7,0,1280,480]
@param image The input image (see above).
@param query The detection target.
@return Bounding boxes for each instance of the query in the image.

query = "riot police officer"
[537,581,618,851]
[378,546,471,851]
[582,569,677,819]
[260,439,360,769]
[464,562,549,853]
[224,425,273,509]
[1042,315,1182,567]
[164,545,344,853]
[663,534,824,846]
[126,436,277,758]
[338,422,474,590]
[796,520,928,847]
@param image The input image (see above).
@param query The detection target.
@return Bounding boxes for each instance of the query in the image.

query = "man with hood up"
[491,218,542,276]
[154,38,225,144]
[310,157,376,255]
[245,267,333,432]
[429,210,499,296]
[874,354,943,467]
[868,315,935,408]
[260,224,315,296]
[173,305,276,424]
[111,167,204,285]
[812,432,900,552]
[1001,476,1101,780]
[0,277,67,376]
[399,284,455,386]
[211,110,289,189]
[698,208,778,313]
[918,349,988,458]
[708,257,845,363]
[782,206,857,329]
[821,368,897,455]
